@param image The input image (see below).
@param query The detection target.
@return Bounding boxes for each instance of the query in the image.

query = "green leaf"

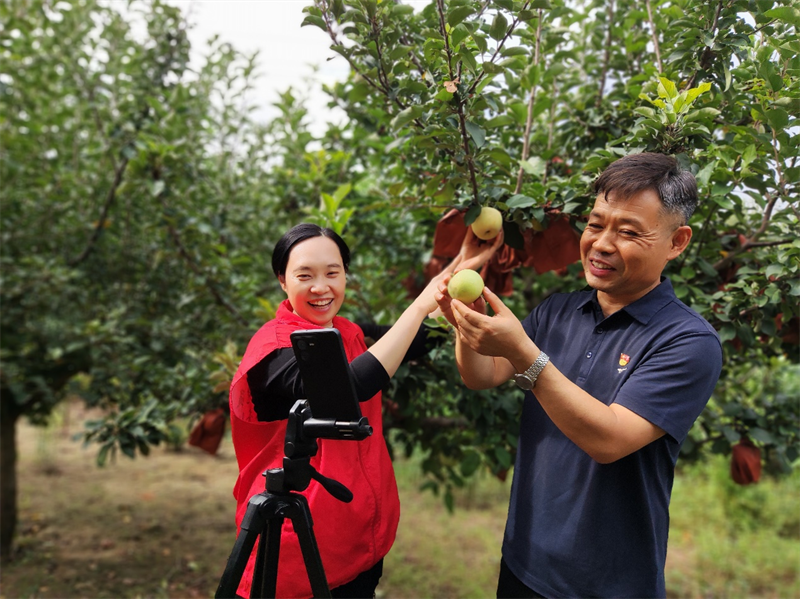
[634,107,656,119]
[494,446,512,469]
[321,192,337,214]
[683,107,721,123]
[766,108,789,132]
[748,427,775,444]
[341,9,368,24]
[683,82,711,106]
[719,324,736,343]
[741,144,757,172]
[768,73,784,92]
[764,264,784,279]
[501,46,529,57]
[482,61,505,74]
[475,74,497,94]
[764,6,800,27]
[391,4,415,16]
[448,6,476,27]
[333,183,352,203]
[435,89,455,102]
[444,487,455,512]
[464,203,482,225]
[657,77,678,99]
[519,156,546,177]
[385,134,410,152]
[389,45,412,61]
[485,114,515,128]
[465,121,486,147]
[459,46,478,73]
[459,450,481,476]
[390,105,423,130]
[506,194,537,209]
[697,259,718,277]
[150,180,165,197]
[301,15,327,30]
[489,12,508,41]
[722,426,740,444]
[695,161,715,187]
[450,24,470,48]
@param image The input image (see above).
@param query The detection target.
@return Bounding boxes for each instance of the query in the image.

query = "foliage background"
[1,0,798,560]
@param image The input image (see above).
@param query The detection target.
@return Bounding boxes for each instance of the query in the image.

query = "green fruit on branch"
[447,269,485,304]
[470,206,503,240]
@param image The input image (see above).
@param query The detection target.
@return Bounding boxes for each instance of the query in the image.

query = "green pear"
[470,206,503,240]
[447,269,485,304]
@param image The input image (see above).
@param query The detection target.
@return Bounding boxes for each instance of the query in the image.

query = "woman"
[228,223,501,599]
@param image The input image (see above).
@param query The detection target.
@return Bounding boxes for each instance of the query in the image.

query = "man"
[436,153,722,598]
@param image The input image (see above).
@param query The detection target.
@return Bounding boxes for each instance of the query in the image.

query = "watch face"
[514,374,534,390]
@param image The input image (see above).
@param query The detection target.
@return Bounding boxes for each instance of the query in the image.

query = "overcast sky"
[164,1,346,132]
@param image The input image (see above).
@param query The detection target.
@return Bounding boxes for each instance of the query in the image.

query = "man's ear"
[668,226,693,260]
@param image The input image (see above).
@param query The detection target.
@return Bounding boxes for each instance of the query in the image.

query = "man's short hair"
[593,153,698,225]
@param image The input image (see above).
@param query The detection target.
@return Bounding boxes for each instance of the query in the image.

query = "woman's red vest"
[228,300,400,598]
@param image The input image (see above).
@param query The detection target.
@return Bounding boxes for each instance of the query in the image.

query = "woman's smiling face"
[279,236,347,328]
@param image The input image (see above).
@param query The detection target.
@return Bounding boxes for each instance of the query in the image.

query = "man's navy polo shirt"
[502,278,722,599]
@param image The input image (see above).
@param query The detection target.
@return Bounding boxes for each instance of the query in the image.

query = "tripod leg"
[216,496,270,599]
[288,496,332,599]
[252,517,283,599]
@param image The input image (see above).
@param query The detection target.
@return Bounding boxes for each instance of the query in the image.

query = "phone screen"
[290,329,363,421]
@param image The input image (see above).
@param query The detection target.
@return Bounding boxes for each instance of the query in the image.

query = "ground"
[7,400,795,598]
[1,400,507,598]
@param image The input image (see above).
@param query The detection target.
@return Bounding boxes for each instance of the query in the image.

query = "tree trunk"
[0,397,20,562]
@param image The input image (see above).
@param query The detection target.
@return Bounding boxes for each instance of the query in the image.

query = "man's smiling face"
[580,189,692,315]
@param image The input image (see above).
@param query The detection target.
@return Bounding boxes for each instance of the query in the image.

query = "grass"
[380,455,510,598]
[666,457,800,599]
[2,400,798,598]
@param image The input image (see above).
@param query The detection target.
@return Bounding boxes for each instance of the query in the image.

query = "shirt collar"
[577,277,676,325]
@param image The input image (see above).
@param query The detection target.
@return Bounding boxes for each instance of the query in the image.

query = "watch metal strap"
[524,352,549,384]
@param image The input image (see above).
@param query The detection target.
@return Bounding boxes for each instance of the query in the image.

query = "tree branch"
[685,0,723,89]
[318,0,452,154]
[645,0,663,73]
[317,0,387,96]
[158,197,249,327]
[596,0,615,107]
[70,15,189,267]
[437,0,480,205]
[399,32,432,86]
[68,156,129,266]
[711,192,783,272]
[683,195,718,269]
[466,0,533,96]
[515,9,543,194]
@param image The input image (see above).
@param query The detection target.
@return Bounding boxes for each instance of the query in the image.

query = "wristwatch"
[513,352,550,390]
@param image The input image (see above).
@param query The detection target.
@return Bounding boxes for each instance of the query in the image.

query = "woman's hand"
[456,227,504,272]
[413,255,464,316]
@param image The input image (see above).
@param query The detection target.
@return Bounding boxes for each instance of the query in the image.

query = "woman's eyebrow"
[291,263,342,273]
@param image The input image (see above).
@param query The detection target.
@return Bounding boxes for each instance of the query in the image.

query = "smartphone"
[290,328,363,422]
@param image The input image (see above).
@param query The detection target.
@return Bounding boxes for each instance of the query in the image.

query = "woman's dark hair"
[271,223,351,278]
[593,152,698,225]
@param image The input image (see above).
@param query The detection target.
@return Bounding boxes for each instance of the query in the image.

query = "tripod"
[215,400,372,599]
